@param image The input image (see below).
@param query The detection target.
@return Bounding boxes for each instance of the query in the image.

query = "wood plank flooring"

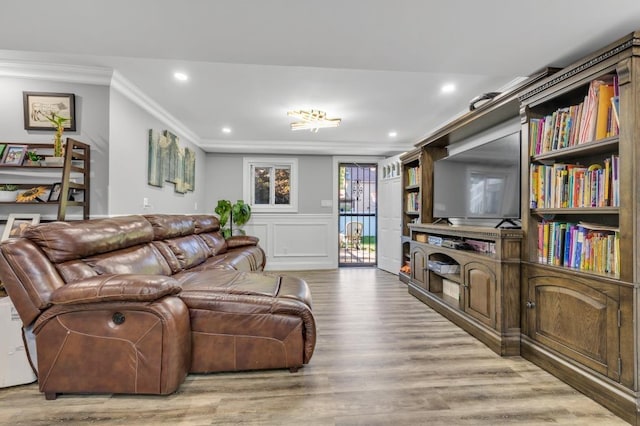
[0,268,626,425]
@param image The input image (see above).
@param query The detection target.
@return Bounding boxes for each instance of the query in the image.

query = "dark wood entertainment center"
[401,31,640,424]
[408,223,522,356]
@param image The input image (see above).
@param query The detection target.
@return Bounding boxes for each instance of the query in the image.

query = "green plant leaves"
[215,199,252,238]
[214,199,232,228]
[231,199,252,226]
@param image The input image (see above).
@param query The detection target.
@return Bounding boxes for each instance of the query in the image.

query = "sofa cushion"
[192,215,220,233]
[164,235,211,271]
[22,216,154,264]
[175,269,280,297]
[197,232,228,256]
[227,235,259,248]
[56,259,99,283]
[224,246,265,271]
[144,214,195,240]
[83,244,172,276]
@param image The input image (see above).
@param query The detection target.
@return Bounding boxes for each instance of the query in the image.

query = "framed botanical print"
[23,92,76,131]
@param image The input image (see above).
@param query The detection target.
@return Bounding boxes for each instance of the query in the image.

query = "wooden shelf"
[531,207,619,215]
[532,136,618,162]
[0,138,90,220]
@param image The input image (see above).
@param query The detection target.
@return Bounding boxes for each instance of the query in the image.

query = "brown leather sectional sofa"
[0,214,316,399]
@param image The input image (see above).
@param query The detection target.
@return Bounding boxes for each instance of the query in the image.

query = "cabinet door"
[410,245,427,290]
[463,262,496,328]
[525,274,620,382]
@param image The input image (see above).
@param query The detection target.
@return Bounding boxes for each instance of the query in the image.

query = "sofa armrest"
[49,274,181,305]
[226,235,259,248]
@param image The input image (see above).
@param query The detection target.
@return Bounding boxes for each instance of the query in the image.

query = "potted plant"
[44,112,70,166]
[0,184,19,202]
[24,150,43,166]
[214,199,252,238]
[231,200,252,234]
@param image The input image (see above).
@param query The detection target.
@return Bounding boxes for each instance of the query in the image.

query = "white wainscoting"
[243,213,336,271]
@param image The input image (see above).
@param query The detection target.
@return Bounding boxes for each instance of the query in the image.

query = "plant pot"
[44,157,64,167]
[0,191,18,202]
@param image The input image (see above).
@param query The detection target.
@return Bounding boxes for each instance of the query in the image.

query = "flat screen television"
[432,131,521,224]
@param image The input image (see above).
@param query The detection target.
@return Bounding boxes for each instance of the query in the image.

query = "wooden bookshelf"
[518,31,640,424]
[399,148,423,282]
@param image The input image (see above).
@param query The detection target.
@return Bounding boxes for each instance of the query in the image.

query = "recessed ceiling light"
[388,131,398,138]
[441,83,456,94]
[174,72,189,81]
[221,127,232,134]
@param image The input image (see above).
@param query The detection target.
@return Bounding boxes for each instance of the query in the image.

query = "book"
[595,83,615,140]
[611,95,620,130]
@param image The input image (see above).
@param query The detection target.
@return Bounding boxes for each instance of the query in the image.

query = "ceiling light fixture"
[174,72,189,81]
[222,127,232,134]
[388,131,398,138]
[441,83,456,94]
[287,109,341,132]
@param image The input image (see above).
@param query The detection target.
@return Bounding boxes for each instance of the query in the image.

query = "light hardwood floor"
[0,268,626,425]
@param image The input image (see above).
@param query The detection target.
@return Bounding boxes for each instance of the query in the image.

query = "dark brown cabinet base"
[407,224,522,357]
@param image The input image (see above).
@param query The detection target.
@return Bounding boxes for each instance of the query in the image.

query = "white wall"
[205,153,334,214]
[108,88,207,215]
[206,153,335,269]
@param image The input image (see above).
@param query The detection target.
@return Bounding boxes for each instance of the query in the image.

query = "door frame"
[332,156,383,268]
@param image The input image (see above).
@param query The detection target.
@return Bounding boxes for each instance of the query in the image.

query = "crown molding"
[110,70,202,146]
[199,138,408,156]
[0,59,203,148]
[0,60,112,85]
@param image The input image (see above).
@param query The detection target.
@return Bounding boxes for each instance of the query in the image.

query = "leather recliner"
[0,214,316,399]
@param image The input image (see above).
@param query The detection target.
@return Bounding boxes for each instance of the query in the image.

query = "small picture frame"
[23,92,76,131]
[68,188,84,202]
[1,145,27,166]
[1,213,40,241]
[48,182,62,202]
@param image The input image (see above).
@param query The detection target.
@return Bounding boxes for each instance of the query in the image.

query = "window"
[243,158,298,212]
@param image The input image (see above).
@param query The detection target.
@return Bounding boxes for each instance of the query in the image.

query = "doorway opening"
[338,162,377,266]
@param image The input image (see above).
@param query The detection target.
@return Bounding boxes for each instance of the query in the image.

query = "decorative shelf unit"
[518,31,640,424]
[0,138,90,221]
[408,223,522,356]
[399,148,424,283]
[400,67,555,352]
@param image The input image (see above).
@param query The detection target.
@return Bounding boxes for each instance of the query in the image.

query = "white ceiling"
[1,0,640,156]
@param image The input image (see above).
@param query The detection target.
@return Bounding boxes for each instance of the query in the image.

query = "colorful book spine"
[406,166,421,186]
[530,158,617,209]
[529,75,620,156]
[406,193,419,212]
[536,221,619,274]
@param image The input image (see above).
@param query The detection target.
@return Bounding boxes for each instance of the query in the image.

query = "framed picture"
[23,92,76,131]
[68,188,84,202]
[1,145,27,166]
[1,213,40,241]
[48,182,62,202]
